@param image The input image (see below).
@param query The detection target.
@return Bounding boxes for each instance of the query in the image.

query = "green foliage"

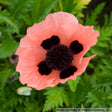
[67,75,80,92]
[0,8,19,33]
[9,0,34,19]
[31,0,59,23]
[0,69,12,89]
[0,33,18,58]
[43,87,69,111]
[24,100,42,112]
[54,0,91,18]
[85,2,105,26]
[70,74,92,107]
[0,0,112,111]
[0,0,9,6]
[97,26,112,41]
[38,0,59,22]
[86,88,112,108]
[0,80,24,111]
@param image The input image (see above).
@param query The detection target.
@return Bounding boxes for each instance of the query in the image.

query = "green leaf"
[38,0,59,22]
[107,94,112,99]
[0,34,18,58]
[67,75,80,92]
[98,27,112,41]
[61,0,75,12]
[85,2,105,25]
[86,89,108,108]
[0,69,12,89]
[0,9,19,33]
[43,87,69,111]
[0,108,12,112]
[90,47,108,56]
[100,65,112,74]
[15,104,24,112]
[74,0,91,10]
[73,83,87,107]
[102,59,112,68]
[54,0,91,18]
[92,73,112,88]
[104,13,112,27]
[0,0,10,6]
[31,0,59,23]
[31,0,41,22]
[24,100,42,112]
[9,0,34,19]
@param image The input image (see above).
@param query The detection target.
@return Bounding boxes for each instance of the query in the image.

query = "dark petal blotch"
[59,66,77,79]
[38,61,52,75]
[51,35,60,45]
[41,35,60,50]
[70,40,83,54]
[41,39,52,50]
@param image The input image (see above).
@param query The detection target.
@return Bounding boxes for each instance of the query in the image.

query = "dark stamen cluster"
[38,35,84,79]
[46,45,73,70]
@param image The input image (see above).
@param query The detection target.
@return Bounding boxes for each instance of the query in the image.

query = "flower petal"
[45,11,78,29]
[16,11,99,90]
[17,50,96,90]
[16,48,45,72]
[45,11,78,44]
[68,24,99,63]
[59,55,96,84]
[15,46,25,56]
[27,19,55,42]
[19,68,60,90]
[26,11,78,46]
[24,55,95,90]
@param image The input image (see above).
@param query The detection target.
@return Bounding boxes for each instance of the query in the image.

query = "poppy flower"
[16,11,99,90]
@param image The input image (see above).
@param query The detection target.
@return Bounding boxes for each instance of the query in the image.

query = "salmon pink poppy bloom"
[16,11,99,90]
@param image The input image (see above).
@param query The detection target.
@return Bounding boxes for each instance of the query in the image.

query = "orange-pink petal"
[20,55,95,90]
[59,55,96,84]
[67,24,99,63]
[19,67,60,90]
[16,11,99,90]
[26,11,78,46]
[16,48,45,72]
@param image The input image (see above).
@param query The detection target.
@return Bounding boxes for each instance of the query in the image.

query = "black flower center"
[38,35,84,79]
[45,44,73,70]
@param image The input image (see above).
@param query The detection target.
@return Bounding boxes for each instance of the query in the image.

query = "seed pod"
[17,87,32,96]
[9,54,18,65]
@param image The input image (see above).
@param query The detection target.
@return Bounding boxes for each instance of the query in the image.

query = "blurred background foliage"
[0,0,112,112]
